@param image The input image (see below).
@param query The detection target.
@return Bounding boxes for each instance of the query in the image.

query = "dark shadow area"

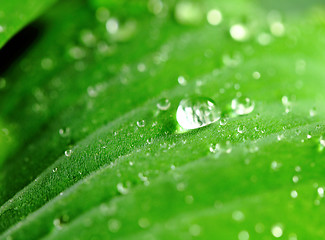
[0,22,43,75]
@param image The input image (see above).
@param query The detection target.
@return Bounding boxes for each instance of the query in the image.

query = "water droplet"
[252,71,261,79]
[237,125,245,134]
[189,224,201,236]
[178,75,187,86]
[52,168,58,173]
[116,182,129,195]
[271,161,281,170]
[157,98,170,111]
[0,25,5,33]
[96,7,110,22]
[257,32,272,46]
[148,0,163,15]
[238,230,249,240]
[68,46,86,59]
[270,21,285,37]
[231,97,255,116]
[0,78,6,89]
[207,9,222,26]
[220,118,228,126]
[137,63,146,72]
[176,97,221,130]
[138,217,150,228]
[317,187,324,198]
[271,224,283,238]
[309,107,317,117]
[232,211,245,221]
[292,175,299,183]
[106,18,119,34]
[290,190,298,198]
[80,30,96,47]
[41,58,54,70]
[64,149,73,157]
[59,127,71,138]
[230,24,249,42]
[174,2,203,26]
[281,96,292,113]
[108,219,121,233]
[146,138,154,144]
[137,120,145,127]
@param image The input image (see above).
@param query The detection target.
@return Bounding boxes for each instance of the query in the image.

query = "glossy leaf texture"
[1,0,325,239]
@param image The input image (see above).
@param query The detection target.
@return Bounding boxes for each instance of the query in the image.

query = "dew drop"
[207,9,222,26]
[176,97,221,130]
[106,18,119,34]
[231,96,255,116]
[189,224,201,236]
[270,21,285,37]
[137,120,145,128]
[317,187,324,198]
[271,224,283,238]
[252,71,261,80]
[64,149,73,157]
[290,190,298,198]
[220,118,228,126]
[0,25,4,33]
[138,217,150,228]
[59,127,71,138]
[174,1,203,26]
[157,98,170,111]
[178,75,187,86]
[238,230,249,240]
[116,182,129,195]
[108,219,121,233]
[230,24,249,42]
[232,210,245,221]
[309,107,317,117]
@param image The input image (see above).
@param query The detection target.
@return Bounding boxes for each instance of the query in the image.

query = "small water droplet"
[309,107,317,117]
[138,217,150,228]
[257,32,272,46]
[137,63,146,72]
[41,58,54,70]
[189,224,201,236]
[231,97,255,116]
[292,175,299,183]
[137,120,145,127]
[157,98,171,111]
[207,9,222,26]
[59,127,71,138]
[178,75,187,86]
[237,125,245,134]
[252,71,261,79]
[176,97,221,130]
[230,24,249,42]
[271,224,283,238]
[116,182,129,195]
[52,168,58,173]
[232,210,245,221]
[270,21,285,37]
[174,2,203,26]
[108,219,121,233]
[271,161,281,170]
[238,230,249,240]
[65,149,73,157]
[290,190,298,198]
[106,18,119,34]
[220,118,228,126]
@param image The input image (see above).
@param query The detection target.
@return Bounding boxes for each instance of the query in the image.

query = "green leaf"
[1,0,325,239]
[0,0,57,49]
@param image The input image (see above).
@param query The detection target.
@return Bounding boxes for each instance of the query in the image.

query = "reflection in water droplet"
[174,1,203,26]
[230,24,249,42]
[207,9,222,26]
[157,98,171,111]
[290,190,298,198]
[116,183,129,195]
[231,97,255,116]
[176,97,221,130]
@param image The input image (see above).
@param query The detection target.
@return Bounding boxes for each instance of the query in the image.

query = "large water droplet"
[176,97,221,130]
[230,24,249,42]
[207,9,222,26]
[231,96,255,116]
